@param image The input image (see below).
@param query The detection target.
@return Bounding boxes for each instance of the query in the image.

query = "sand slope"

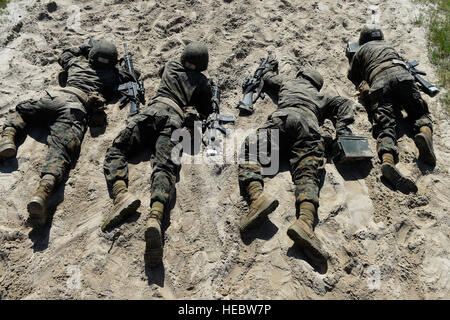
[0,0,448,299]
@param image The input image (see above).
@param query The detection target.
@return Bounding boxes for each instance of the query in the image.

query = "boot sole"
[414,134,436,166]
[287,224,330,261]
[239,197,279,233]
[0,143,16,159]
[101,196,141,232]
[144,224,163,267]
[381,164,418,194]
[27,197,47,228]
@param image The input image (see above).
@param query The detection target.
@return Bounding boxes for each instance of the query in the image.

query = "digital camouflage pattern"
[3,90,86,183]
[348,40,432,161]
[104,59,213,207]
[156,60,212,117]
[104,102,183,206]
[59,45,122,98]
[261,70,354,136]
[238,70,355,208]
[2,43,125,183]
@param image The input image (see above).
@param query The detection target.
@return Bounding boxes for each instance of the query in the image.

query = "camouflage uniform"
[2,45,123,183]
[238,71,355,208]
[348,40,432,162]
[103,60,212,207]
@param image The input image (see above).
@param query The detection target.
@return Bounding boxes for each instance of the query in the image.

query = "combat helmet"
[180,41,209,72]
[358,25,384,45]
[88,40,118,68]
[296,68,324,91]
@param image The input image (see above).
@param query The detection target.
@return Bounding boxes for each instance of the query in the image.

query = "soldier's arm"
[325,96,355,137]
[194,77,214,118]
[262,71,282,101]
[158,65,166,78]
[58,44,91,70]
[347,54,363,88]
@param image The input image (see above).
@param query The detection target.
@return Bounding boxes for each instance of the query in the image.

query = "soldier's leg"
[0,96,48,159]
[399,81,436,166]
[143,129,180,266]
[372,97,417,194]
[102,115,151,231]
[285,113,329,261]
[27,113,86,228]
[237,119,280,233]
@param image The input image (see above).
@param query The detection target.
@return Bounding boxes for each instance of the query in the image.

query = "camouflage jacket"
[58,46,124,100]
[155,61,213,118]
[262,71,355,136]
[347,40,412,87]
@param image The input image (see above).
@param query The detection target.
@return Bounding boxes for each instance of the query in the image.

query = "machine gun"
[346,42,439,97]
[202,79,236,156]
[115,43,146,115]
[237,51,275,115]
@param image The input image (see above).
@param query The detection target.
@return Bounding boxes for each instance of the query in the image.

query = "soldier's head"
[88,39,118,69]
[296,68,324,91]
[358,25,384,45]
[180,41,209,72]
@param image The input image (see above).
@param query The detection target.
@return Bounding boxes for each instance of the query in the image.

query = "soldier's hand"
[265,58,279,73]
[337,127,353,137]
[88,111,107,127]
[79,44,92,56]
[87,92,107,112]
[184,106,200,130]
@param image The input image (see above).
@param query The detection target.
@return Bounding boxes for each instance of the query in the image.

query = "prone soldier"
[0,39,132,227]
[347,26,437,193]
[238,56,356,262]
[102,41,213,267]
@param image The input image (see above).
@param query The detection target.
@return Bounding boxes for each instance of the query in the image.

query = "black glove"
[265,58,279,73]
[336,127,353,137]
[79,44,92,57]
[118,66,141,82]
[88,110,107,127]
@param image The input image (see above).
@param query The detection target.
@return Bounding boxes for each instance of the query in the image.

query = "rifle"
[202,79,236,156]
[115,43,146,115]
[346,42,439,98]
[406,61,439,97]
[237,51,275,115]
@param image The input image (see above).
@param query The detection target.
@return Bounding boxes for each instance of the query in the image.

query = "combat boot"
[287,201,330,261]
[380,153,418,194]
[0,127,17,159]
[239,181,279,233]
[414,126,436,166]
[101,180,141,231]
[27,174,56,228]
[144,201,164,267]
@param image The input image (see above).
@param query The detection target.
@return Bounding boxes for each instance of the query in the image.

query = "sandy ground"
[0,0,448,300]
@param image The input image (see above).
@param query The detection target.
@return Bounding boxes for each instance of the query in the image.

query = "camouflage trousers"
[3,89,86,183]
[103,102,183,207]
[369,67,433,162]
[238,106,325,208]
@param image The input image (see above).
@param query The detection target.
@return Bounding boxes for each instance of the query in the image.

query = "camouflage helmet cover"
[358,25,384,45]
[296,68,324,91]
[180,41,209,72]
[88,39,118,68]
